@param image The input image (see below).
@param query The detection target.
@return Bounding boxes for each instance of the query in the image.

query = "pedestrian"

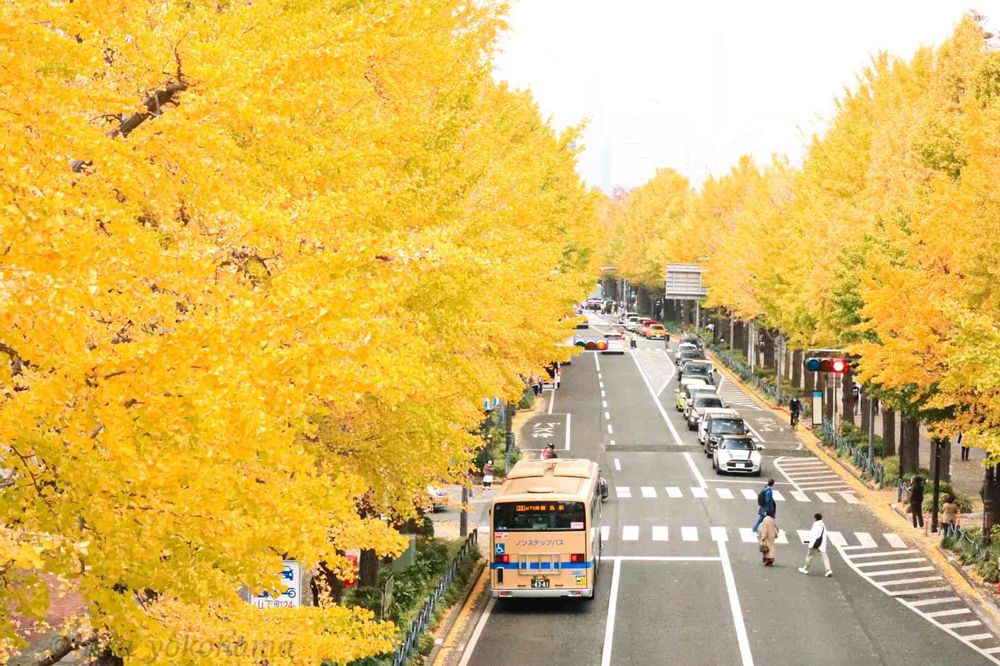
[852,383,861,414]
[909,476,925,529]
[752,479,777,533]
[553,365,561,390]
[482,460,495,489]
[873,397,879,416]
[799,512,833,577]
[941,494,958,536]
[959,432,970,461]
[759,510,778,566]
[629,331,637,349]
[541,443,555,460]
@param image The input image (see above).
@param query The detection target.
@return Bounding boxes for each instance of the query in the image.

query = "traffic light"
[805,357,849,373]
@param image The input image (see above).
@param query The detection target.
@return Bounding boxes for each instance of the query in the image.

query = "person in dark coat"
[909,476,925,528]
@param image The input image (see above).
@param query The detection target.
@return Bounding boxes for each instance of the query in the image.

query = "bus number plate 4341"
[531,577,550,589]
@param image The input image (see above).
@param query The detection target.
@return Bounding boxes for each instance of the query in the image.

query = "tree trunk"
[791,350,803,390]
[762,332,775,369]
[882,409,896,457]
[860,396,870,433]
[983,465,1000,544]
[358,548,380,588]
[803,358,815,396]
[841,369,855,426]
[899,416,921,476]
[824,379,835,424]
[8,632,96,666]
[936,436,952,483]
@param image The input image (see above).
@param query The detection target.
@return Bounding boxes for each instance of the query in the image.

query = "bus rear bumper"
[492,587,594,599]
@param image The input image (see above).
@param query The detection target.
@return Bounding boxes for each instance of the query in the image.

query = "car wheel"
[754,470,762,477]
[715,466,722,476]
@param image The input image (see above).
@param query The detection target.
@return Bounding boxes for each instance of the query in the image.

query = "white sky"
[492,1,998,191]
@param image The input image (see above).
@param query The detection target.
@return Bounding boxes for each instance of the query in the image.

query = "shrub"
[517,387,535,410]
[882,457,900,486]
[921,481,974,513]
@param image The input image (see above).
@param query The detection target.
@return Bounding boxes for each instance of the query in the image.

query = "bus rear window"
[493,501,586,531]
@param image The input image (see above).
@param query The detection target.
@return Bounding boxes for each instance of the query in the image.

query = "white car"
[624,314,642,332]
[602,333,627,354]
[712,436,764,476]
[685,394,726,430]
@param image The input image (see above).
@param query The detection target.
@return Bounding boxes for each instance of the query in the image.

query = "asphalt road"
[457,312,1000,666]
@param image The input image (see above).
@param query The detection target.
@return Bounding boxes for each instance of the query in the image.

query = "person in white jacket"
[799,512,833,577]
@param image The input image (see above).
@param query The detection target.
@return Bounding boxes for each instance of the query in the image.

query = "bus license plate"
[531,577,549,589]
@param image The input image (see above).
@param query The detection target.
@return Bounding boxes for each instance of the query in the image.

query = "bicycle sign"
[250,559,302,609]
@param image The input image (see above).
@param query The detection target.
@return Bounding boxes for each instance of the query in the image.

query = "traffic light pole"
[931,438,943,534]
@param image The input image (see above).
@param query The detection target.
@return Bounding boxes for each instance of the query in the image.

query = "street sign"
[250,560,302,609]
[811,390,823,426]
[665,263,707,301]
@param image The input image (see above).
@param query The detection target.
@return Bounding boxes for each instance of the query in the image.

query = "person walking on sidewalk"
[799,513,833,577]
[941,494,958,536]
[752,479,777,533]
[909,476,925,529]
[482,460,495,489]
[959,432,970,461]
[759,511,778,566]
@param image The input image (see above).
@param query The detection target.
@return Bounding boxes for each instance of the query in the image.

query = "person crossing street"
[752,479,777,533]
[799,513,833,577]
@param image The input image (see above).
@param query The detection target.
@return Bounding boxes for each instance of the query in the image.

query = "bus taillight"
[495,554,510,564]
[569,553,585,563]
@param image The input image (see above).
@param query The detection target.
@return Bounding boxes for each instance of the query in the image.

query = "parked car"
[426,485,450,511]
[676,381,716,412]
[602,333,627,354]
[675,377,711,411]
[699,410,748,455]
[713,435,764,476]
[679,359,714,382]
[685,394,726,430]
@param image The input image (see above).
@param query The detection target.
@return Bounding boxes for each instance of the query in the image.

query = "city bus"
[489,458,602,598]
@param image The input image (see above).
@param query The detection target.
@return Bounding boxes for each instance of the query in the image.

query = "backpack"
[757,488,767,507]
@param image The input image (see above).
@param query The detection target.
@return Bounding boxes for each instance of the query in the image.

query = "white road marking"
[685,452,709,489]
[602,400,608,408]
[943,620,984,630]
[641,486,657,498]
[622,525,639,541]
[665,486,682,498]
[962,633,994,641]
[629,350,686,447]
[613,458,621,471]
[797,529,811,543]
[741,488,758,500]
[868,567,935,577]
[615,486,631,499]
[607,424,614,434]
[609,439,616,446]
[652,526,669,541]
[604,555,721,562]
[601,525,610,541]
[910,596,961,607]
[828,531,847,546]
[717,539,755,666]
[599,382,605,389]
[881,576,944,586]
[772,490,785,502]
[711,526,729,542]
[889,586,955,596]
[566,413,572,451]
[846,548,918,559]
[691,486,708,498]
[681,526,698,541]
[604,411,611,420]
[547,388,555,415]
[856,557,927,568]
[600,559,622,666]
[716,488,734,500]
[791,491,810,502]
[739,528,756,543]
[598,373,603,380]
[594,353,601,373]
[776,530,788,544]
[885,533,906,549]
[854,532,877,549]
[601,390,606,398]
[815,492,835,503]
[458,597,496,666]
[925,608,972,619]
[839,492,859,504]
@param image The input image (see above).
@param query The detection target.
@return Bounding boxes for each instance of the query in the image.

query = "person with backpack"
[789,396,802,429]
[752,479,777,533]
[799,512,833,577]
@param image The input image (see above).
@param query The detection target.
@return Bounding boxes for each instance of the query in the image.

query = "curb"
[429,563,489,666]
[710,347,1000,634]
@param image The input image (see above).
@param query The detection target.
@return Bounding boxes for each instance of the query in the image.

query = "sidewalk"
[871,409,984,505]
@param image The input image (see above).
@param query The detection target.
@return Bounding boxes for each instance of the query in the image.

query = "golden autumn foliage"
[610,15,1000,455]
[0,1,599,663]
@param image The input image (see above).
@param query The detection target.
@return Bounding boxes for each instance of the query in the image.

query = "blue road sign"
[495,542,506,555]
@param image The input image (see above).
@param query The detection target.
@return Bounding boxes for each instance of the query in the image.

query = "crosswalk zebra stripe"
[616,486,631,498]
[828,531,847,546]
[622,525,639,541]
[882,576,943,586]
[910,596,961,607]
[847,549,919,559]
[716,488,734,500]
[666,486,682,498]
[854,532,877,549]
[652,526,669,541]
[889,586,952,596]
[772,490,786,501]
[925,608,972,619]
[776,530,788,544]
[885,533,906,549]
[641,486,657,498]
[815,492,835,503]
[856,557,926,568]
[791,491,810,502]
[841,493,859,504]
[681,526,698,541]
[962,633,994,641]
[691,487,708,498]
[741,488,757,500]
[867,566,934,577]
[711,526,728,542]
[797,529,811,543]
[601,525,610,541]
[739,528,756,543]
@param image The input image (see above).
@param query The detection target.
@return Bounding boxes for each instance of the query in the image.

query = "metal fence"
[820,419,886,487]
[392,529,479,666]
[944,523,990,561]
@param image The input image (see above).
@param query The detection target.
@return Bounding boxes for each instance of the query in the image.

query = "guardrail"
[706,341,785,408]
[820,419,885,487]
[945,523,989,560]
[392,529,479,666]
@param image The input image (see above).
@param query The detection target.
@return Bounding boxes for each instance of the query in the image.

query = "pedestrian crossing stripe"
[600,526,906,549]
[610,485,857,505]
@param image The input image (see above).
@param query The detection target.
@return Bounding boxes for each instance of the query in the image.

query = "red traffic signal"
[805,357,850,373]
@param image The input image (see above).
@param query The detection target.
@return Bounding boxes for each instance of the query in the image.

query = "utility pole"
[867,388,875,461]
[775,335,783,406]
[931,438,943,534]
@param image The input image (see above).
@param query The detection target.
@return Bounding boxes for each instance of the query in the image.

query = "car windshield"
[695,397,724,409]
[685,364,710,374]
[711,419,746,434]
[722,439,755,451]
[686,387,713,399]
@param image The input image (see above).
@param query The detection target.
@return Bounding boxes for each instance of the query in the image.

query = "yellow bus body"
[490,458,602,599]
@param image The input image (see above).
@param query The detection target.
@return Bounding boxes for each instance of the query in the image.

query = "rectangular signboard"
[665,263,707,300]
[811,390,823,426]
[250,560,302,609]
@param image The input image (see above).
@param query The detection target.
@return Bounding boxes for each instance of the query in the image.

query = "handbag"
[758,543,768,553]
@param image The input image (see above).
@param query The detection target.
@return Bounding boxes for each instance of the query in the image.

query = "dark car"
[676,350,706,372]
[679,359,714,382]
[701,415,750,456]
[679,334,703,350]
